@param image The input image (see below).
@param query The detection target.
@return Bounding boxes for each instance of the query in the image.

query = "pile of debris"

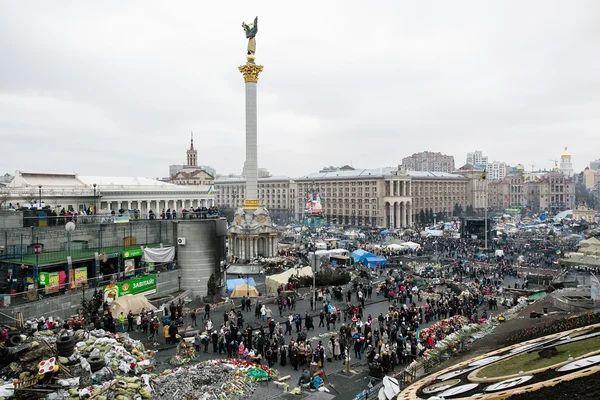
[0,328,157,399]
[155,359,279,400]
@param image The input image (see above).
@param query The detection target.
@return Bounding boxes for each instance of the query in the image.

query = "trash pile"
[155,359,279,400]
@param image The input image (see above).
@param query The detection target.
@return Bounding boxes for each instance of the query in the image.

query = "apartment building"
[401,152,455,174]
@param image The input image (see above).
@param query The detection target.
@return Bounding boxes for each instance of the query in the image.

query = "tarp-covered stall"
[265,266,312,295]
[363,256,387,267]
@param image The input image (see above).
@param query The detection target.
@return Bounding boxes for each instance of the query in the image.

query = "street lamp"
[66,221,76,291]
[93,183,97,215]
[38,185,42,209]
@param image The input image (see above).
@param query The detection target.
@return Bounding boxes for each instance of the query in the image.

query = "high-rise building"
[401,151,455,173]
[560,146,574,177]
[466,150,488,169]
[488,161,507,181]
[590,159,600,171]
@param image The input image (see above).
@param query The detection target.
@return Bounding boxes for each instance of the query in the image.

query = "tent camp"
[110,294,156,316]
[231,284,260,298]
[226,278,257,293]
[265,266,312,295]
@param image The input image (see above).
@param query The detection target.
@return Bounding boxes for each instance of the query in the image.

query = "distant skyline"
[1,1,599,178]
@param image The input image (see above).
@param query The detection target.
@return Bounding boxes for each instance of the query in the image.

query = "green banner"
[103,274,156,304]
[122,248,143,258]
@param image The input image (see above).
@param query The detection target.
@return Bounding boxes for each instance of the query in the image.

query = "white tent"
[385,243,406,251]
[265,266,313,295]
[404,242,421,250]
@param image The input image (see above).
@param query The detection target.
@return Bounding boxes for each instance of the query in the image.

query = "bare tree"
[22,190,38,208]
[0,188,10,209]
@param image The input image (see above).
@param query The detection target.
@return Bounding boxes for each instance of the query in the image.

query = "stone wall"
[173,218,227,298]
[0,270,181,326]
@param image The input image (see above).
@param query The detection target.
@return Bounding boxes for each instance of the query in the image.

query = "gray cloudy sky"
[1,1,599,179]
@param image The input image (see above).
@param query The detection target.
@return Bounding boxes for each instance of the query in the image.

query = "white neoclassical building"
[5,170,215,214]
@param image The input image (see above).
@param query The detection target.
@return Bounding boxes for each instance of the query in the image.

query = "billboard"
[74,267,88,287]
[103,274,157,304]
[591,273,600,301]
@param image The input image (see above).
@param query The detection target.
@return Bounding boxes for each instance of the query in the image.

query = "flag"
[555,249,561,255]
[207,185,213,194]
[480,168,487,181]
[83,204,87,214]
[415,327,421,341]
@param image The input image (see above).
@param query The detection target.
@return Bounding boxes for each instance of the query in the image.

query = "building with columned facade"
[5,170,215,216]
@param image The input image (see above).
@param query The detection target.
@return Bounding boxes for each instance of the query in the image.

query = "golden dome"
[561,146,571,157]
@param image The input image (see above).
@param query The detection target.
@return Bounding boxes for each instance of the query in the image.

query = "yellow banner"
[75,267,88,287]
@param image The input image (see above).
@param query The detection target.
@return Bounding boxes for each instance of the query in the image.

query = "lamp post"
[38,185,42,209]
[93,183,97,215]
[66,221,76,292]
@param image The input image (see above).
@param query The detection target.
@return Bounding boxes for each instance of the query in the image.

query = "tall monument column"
[238,62,263,209]
[228,16,278,263]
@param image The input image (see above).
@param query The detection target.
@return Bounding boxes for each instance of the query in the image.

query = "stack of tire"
[6,332,22,347]
[56,336,76,357]
[88,355,106,372]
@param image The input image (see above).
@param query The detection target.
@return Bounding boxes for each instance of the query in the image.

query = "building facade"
[170,135,215,187]
[214,176,297,223]
[590,159,600,172]
[5,170,215,215]
[488,172,575,212]
[455,164,487,210]
[295,167,412,228]
[466,150,488,169]
[408,171,468,221]
[401,152,455,174]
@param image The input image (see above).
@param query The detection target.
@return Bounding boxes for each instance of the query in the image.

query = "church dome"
[561,146,571,157]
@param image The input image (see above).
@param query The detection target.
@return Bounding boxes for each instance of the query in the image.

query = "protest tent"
[363,255,387,267]
[226,277,257,293]
[265,266,312,295]
[403,242,421,251]
[110,294,156,316]
[351,249,373,262]
[231,284,260,298]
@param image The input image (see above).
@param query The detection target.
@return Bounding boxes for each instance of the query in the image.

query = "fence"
[0,220,174,264]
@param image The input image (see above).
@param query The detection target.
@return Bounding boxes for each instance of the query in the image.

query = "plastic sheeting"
[142,246,175,263]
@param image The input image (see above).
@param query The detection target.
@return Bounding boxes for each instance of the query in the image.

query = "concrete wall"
[173,218,227,298]
[0,211,23,229]
[0,270,181,326]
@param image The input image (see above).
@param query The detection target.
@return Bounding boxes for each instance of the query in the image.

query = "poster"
[103,274,157,304]
[74,267,88,287]
[124,259,135,276]
[46,272,60,294]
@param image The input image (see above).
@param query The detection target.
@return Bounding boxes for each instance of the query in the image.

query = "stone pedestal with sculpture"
[228,16,278,260]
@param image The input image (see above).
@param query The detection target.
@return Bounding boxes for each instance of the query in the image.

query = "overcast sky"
[1,1,599,179]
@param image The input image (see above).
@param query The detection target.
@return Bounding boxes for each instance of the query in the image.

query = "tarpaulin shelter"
[403,242,421,250]
[231,284,260,298]
[226,278,257,293]
[142,246,175,263]
[351,249,373,262]
[265,266,312,295]
[110,294,156,316]
[363,256,387,267]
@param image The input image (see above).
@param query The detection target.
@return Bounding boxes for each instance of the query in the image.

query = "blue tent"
[226,278,257,293]
[364,256,387,267]
[351,249,372,262]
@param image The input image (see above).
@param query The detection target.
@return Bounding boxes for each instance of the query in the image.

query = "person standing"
[118,312,125,332]
[190,309,197,327]
[204,303,211,321]
[127,311,134,332]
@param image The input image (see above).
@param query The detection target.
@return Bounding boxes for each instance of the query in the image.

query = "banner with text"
[103,274,157,304]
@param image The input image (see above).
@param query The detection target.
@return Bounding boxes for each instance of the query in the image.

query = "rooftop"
[215,175,293,183]
[296,167,466,181]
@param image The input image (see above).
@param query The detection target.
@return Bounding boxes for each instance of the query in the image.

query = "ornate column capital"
[239,63,264,83]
